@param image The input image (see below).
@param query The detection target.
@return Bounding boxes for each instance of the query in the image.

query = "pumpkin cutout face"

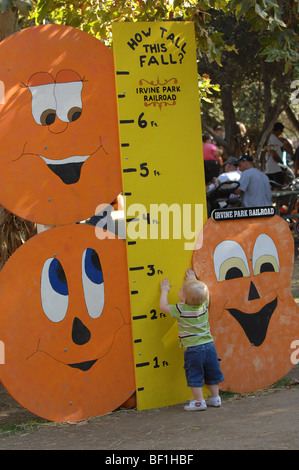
[192,215,299,393]
[0,224,135,422]
[0,25,121,225]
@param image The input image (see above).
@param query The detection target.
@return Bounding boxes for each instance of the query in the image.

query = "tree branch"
[255,96,284,168]
[283,99,299,132]
[201,121,229,151]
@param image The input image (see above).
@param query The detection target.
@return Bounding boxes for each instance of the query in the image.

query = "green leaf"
[262,0,278,8]
[255,3,268,20]
[273,8,286,28]
[236,0,252,21]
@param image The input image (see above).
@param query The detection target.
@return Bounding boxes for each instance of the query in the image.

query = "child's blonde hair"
[182,280,209,306]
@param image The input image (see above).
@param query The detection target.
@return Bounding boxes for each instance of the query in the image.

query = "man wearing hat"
[206,156,242,215]
[265,122,291,185]
[217,157,241,184]
[207,157,241,191]
[234,154,272,207]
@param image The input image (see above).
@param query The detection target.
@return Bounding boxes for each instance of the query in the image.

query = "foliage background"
[0,0,298,158]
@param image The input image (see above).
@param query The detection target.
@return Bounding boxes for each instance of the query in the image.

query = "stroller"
[206,181,241,218]
[269,164,299,235]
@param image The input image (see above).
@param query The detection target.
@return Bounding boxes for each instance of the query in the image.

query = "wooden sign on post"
[113,21,207,410]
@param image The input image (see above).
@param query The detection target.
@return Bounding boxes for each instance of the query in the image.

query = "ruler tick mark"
[120,119,134,124]
[123,168,137,173]
[133,314,147,320]
[130,266,144,271]
[136,362,150,368]
[126,217,139,223]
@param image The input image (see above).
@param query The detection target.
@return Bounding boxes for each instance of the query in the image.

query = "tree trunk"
[220,83,239,157]
[255,62,285,168]
[0,7,18,41]
[255,96,284,169]
[283,100,299,132]
[201,122,229,151]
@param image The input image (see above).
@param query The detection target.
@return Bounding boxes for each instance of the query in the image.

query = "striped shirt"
[169,300,213,348]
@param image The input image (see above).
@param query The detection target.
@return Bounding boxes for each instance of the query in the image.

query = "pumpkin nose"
[72,317,91,345]
[248,281,260,301]
[48,117,68,134]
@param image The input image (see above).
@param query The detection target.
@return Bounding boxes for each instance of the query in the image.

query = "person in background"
[235,154,272,207]
[213,125,225,139]
[265,122,293,186]
[295,145,299,178]
[213,124,227,163]
[206,157,242,214]
[208,157,241,190]
[202,134,223,184]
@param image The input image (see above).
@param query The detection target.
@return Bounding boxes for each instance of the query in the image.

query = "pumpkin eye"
[252,234,279,276]
[40,109,56,126]
[41,257,69,322]
[82,248,105,319]
[224,265,245,280]
[67,106,82,122]
[213,240,250,282]
[54,81,83,123]
[218,257,250,281]
[260,262,275,273]
[29,82,57,126]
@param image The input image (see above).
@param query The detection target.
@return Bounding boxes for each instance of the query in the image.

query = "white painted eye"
[54,81,83,123]
[82,248,105,319]
[29,83,56,126]
[252,234,280,275]
[213,240,250,282]
[41,257,69,323]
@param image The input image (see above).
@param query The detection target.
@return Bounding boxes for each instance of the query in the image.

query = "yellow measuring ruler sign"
[113,21,207,410]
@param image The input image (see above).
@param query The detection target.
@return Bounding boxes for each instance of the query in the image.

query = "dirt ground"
[0,238,298,450]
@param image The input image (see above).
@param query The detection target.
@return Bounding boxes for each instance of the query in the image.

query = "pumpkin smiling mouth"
[38,138,108,184]
[11,138,108,185]
[27,308,129,371]
[226,297,278,347]
[27,340,99,372]
[67,359,98,371]
[40,154,90,185]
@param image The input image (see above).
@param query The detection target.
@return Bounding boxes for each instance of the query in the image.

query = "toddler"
[159,268,224,411]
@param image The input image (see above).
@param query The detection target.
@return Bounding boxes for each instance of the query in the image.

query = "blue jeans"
[184,342,224,388]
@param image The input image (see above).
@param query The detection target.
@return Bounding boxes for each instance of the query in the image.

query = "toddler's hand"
[160,278,172,292]
[185,268,196,280]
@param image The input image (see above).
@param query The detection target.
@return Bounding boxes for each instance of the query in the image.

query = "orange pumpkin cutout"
[0,224,135,422]
[192,215,299,393]
[0,25,121,225]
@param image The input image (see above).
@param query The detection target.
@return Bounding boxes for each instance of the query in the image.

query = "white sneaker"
[184,399,207,411]
[207,396,221,407]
